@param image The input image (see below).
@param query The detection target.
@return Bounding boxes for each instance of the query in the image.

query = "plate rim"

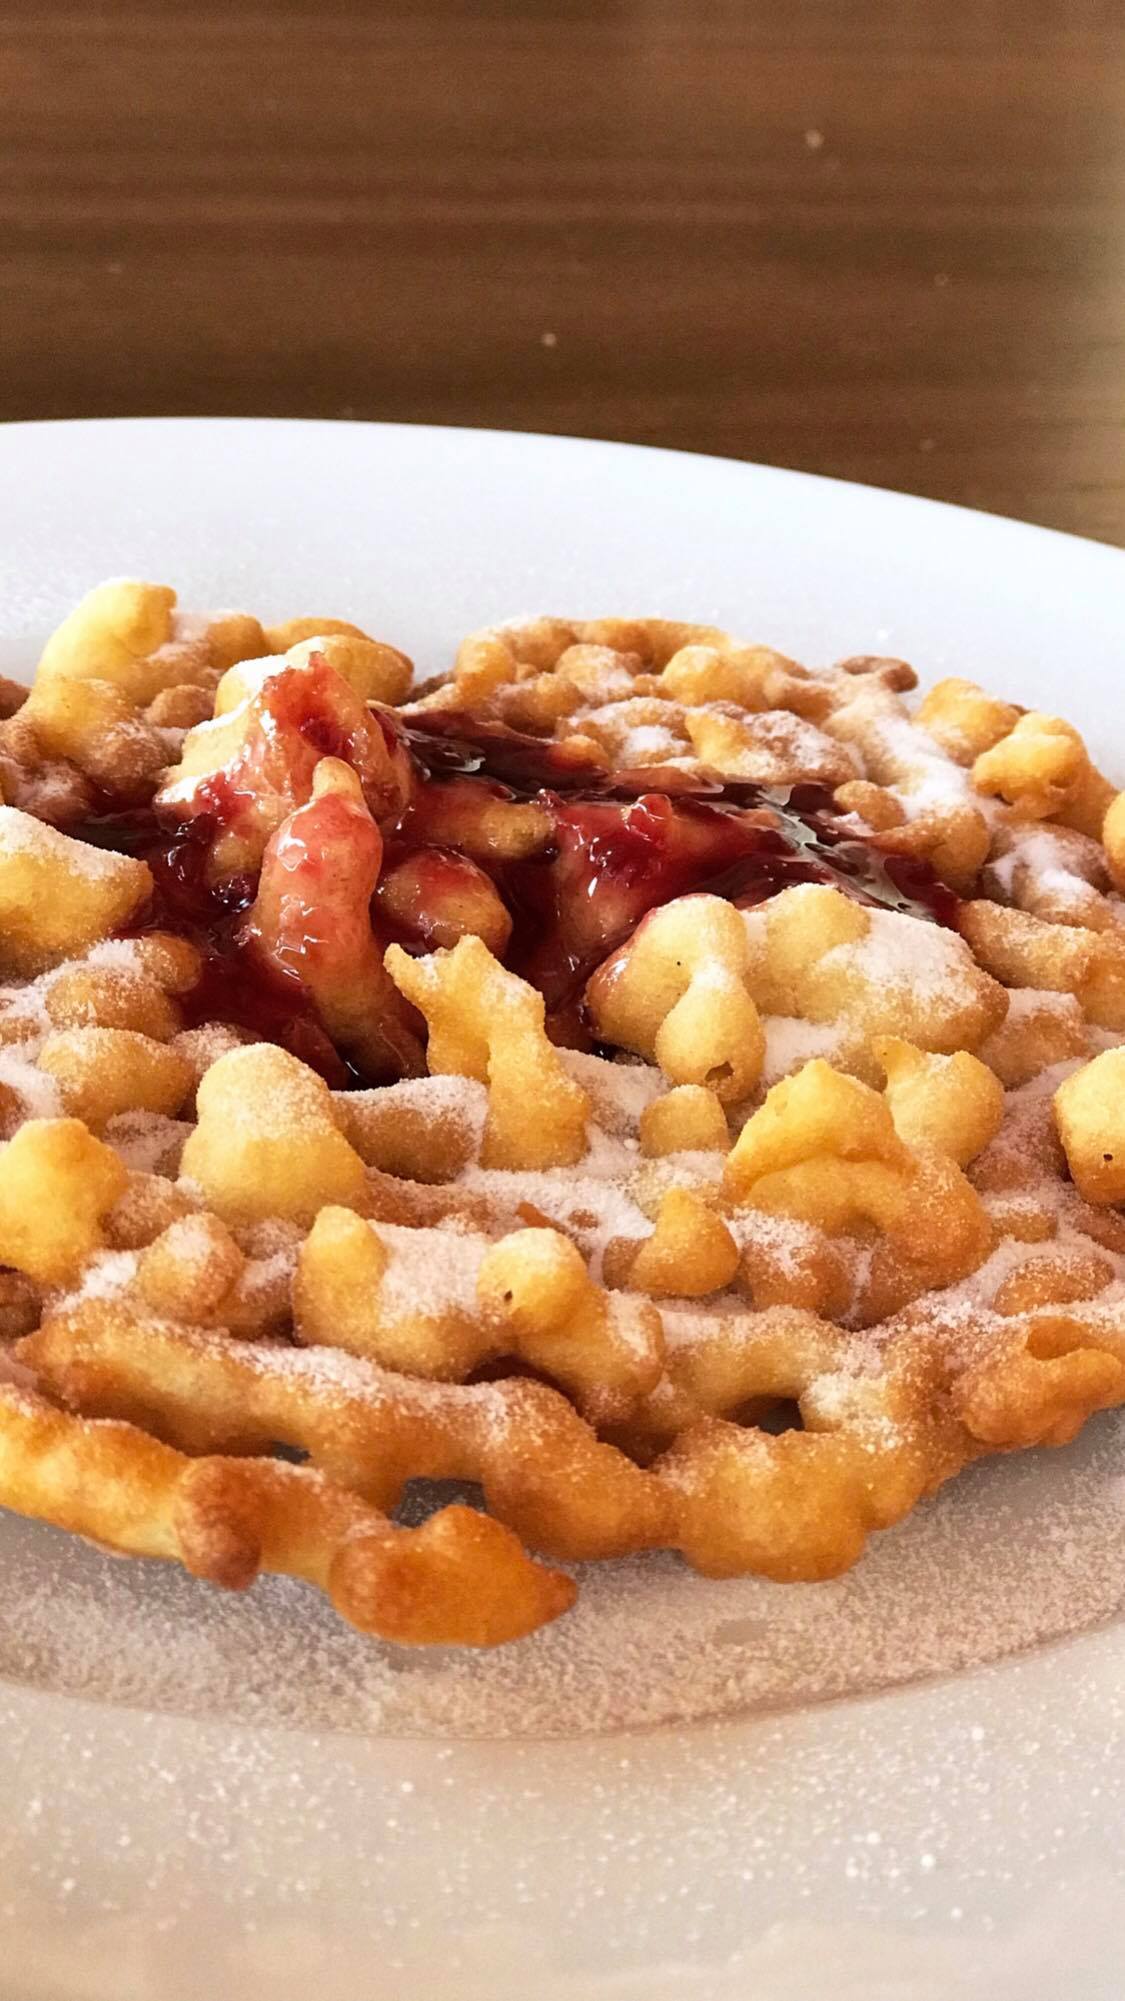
[2,411,1124,1999]
[2,410,1123,566]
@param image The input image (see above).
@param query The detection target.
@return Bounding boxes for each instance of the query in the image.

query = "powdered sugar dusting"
[829,902,979,1001]
[81,938,150,974]
[868,707,994,820]
[0,1407,1122,1740]
[104,1110,190,1174]
[378,1221,485,1320]
[726,1204,826,1276]
[1002,985,1085,1027]
[458,1163,651,1276]
[340,1071,487,1130]
[0,807,134,882]
[559,1051,663,1132]
[0,1046,60,1120]
[0,981,50,1037]
[63,1250,139,1307]
[761,1015,845,1084]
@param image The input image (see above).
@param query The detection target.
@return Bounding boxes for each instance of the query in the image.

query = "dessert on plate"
[0,580,1122,1647]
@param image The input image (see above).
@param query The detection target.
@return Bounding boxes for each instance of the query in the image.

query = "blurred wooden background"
[3,0,1124,542]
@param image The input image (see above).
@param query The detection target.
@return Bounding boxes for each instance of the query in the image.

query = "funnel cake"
[1,581,1124,1647]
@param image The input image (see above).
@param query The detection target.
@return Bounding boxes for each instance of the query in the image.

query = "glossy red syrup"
[80,809,355,1086]
[403,716,961,1010]
[77,695,962,1079]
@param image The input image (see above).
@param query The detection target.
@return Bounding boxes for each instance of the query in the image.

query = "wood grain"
[2,1,1124,542]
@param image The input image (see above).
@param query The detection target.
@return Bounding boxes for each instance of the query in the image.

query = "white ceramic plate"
[2,418,1125,2001]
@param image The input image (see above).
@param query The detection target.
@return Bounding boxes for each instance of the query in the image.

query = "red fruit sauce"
[77,703,961,1082]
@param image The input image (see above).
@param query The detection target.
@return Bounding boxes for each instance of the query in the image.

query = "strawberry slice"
[159,654,416,879]
[503,792,780,1013]
[243,759,424,1081]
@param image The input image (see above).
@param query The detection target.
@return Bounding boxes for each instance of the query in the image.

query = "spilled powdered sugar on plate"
[2,1407,1124,1740]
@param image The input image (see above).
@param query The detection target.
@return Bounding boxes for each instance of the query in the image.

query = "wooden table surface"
[4,0,1124,544]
